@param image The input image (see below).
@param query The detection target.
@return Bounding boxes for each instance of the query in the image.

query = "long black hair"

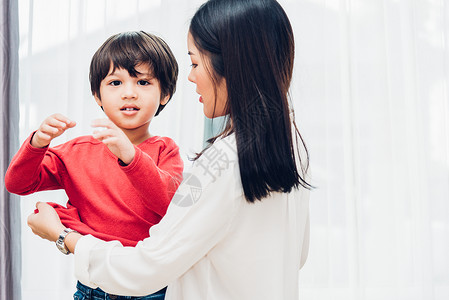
[190,0,312,202]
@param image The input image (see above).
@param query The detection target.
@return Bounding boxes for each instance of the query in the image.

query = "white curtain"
[17,0,449,299]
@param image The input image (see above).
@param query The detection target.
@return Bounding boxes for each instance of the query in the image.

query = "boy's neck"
[123,128,152,145]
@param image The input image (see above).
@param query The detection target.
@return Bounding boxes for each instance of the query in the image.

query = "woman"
[28,0,312,299]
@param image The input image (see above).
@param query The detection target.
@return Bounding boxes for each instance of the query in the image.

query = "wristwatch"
[56,228,77,255]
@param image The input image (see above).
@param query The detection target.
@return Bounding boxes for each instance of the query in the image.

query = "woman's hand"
[27,202,66,242]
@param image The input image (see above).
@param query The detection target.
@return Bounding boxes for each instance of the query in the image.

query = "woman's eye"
[138,80,150,86]
[110,80,121,86]
[190,64,198,68]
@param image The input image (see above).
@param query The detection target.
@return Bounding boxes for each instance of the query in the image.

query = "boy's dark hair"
[190,0,312,203]
[89,31,178,116]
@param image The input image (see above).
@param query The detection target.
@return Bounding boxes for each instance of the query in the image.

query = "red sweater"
[5,133,183,246]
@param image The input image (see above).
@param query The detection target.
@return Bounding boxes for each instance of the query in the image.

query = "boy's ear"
[94,94,102,107]
[160,95,170,106]
[94,95,105,111]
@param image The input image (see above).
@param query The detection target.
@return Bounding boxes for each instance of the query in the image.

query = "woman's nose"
[188,70,195,83]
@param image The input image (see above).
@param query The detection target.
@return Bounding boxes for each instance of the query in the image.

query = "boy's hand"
[31,114,76,148]
[91,118,136,164]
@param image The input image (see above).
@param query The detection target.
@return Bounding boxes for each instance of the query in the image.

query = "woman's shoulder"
[190,133,240,187]
[211,133,237,153]
[197,134,238,169]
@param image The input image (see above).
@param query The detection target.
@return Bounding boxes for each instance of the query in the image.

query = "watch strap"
[56,228,77,255]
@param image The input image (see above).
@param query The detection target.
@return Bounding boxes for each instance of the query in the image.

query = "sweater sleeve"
[49,202,139,246]
[4,134,121,242]
[119,138,184,217]
[47,202,98,235]
[5,132,65,195]
[74,138,240,296]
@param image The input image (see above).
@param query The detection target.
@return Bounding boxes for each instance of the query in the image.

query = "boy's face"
[95,63,169,133]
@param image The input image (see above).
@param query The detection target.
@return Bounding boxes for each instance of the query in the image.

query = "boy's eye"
[109,80,121,86]
[138,80,150,86]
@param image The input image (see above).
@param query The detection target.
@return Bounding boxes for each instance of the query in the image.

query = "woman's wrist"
[64,232,82,254]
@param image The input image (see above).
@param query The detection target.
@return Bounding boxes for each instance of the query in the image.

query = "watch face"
[56,240,69,254]
[56,237,69,255]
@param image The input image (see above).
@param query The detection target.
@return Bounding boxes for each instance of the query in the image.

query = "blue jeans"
[74,281,166,300]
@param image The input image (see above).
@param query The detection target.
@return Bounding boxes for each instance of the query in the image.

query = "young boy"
[5,31,183,299]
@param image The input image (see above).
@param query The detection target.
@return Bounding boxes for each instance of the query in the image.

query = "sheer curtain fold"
[0,0,21,299]
[15,0,449,299]
[291,0,449,300]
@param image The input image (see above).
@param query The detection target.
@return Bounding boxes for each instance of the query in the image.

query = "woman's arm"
[28,136,240,296]
[76,165,239,295]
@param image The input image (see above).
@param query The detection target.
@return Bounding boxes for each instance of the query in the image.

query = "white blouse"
[74,134,310,300]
